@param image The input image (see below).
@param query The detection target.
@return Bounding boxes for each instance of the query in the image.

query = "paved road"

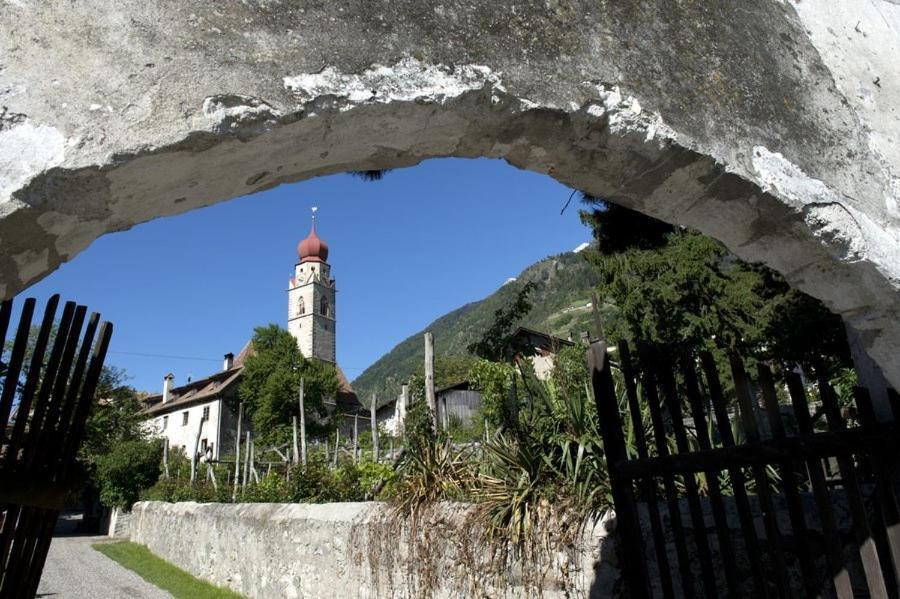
[37,535,172,599]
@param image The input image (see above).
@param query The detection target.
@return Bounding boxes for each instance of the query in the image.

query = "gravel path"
[36,535,172,599]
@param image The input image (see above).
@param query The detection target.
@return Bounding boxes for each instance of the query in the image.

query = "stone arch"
[1,1,898,399]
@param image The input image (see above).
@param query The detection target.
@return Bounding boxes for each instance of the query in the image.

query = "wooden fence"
[0,295,113,598]
[590,338,900,598]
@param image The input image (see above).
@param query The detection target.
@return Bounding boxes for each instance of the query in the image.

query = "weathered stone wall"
[1,1,899,400]
[129,501,619,598]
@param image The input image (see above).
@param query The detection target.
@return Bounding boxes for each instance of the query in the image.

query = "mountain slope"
[351,249,603,403]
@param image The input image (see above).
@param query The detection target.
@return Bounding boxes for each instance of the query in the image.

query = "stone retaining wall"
[129,501,620,598]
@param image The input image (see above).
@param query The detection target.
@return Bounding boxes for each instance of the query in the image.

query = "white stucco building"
[141,351,245,460]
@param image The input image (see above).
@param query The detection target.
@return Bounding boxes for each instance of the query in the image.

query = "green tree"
[239,324,340,446]
[580,197,850,372]
[468,359,516,428]
[409,354,478,392]
[81,366,146,459]
[95,438,162,509]
[467,282,537,361]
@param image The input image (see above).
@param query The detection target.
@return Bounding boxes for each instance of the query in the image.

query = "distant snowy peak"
[572,242,590,253]
[502,277,517,286]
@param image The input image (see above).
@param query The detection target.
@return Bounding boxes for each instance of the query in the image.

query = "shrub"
[467,359,515,428]
[402,399,435,453]
[243,472,290,503]
[95,438,162,509]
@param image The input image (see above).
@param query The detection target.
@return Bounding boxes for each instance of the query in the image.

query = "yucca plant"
[392,438,473,514]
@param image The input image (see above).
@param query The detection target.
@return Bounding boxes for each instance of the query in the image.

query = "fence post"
[242,431,250,491]
[353,414,359,464]
[190,416,205,483]
[292,416,299,466]
[399,383,409,438]
[299,377,307,466]
[425,332,438,430]
[588,341,649,599]
[333,428,340,468]
[370,393,379,462]
[233,402,243,501]
[162,438,169,479]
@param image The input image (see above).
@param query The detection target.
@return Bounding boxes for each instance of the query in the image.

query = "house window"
[161,415,168,430]
[202,406,210,420]
[201,438,208,454]
[182,411,189,426]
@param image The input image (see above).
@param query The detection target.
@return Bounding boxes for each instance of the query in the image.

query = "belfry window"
[320,296,329,316]
[298,297,305,315]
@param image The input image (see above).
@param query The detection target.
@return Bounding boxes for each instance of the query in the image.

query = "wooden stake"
[190,416,205,482]
[207,464,217,490]
[233,402,243,501]
[242,431,250,491]
[333,428,340,468]
[424,332,437,430]
[250,438,258,484]
[353,414,359,464]
[162,438,169,479]
[399,384,409,439]
[370,393,379,462]
[292,415,299,466]
[299,378,307,466]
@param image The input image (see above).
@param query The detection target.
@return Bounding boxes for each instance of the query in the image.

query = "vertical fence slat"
[854,386,900,596]
[681,355,741,597]
[58,320,113,483]
[589,341,649,599]
[816,376,888,599]
[888,390,900,422]
[729,356,793,599]
[0,298,36,442]
[0,296,112,597]
[2,295,59,471]
[619,340,676,599]
[48,306,100,476]
[699,352,768,596]
[639,346,696,598]
[0,299,13,360]
[785,372,854,599]
[21,301,76,473]
[757,364,819,597]
[656,356,719,597]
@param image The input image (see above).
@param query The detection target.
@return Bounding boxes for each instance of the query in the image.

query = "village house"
[510,326,578,380]
[376,326,580,434]
[142,211,363,457]
[141,351,246,459]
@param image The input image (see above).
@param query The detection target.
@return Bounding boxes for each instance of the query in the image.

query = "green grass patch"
[92,541,243,599]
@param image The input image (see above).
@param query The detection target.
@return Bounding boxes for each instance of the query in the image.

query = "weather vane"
[311,206,318,225]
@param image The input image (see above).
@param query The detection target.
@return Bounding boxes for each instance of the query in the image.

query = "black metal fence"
[590,338,900,598]
[0,296,113,598]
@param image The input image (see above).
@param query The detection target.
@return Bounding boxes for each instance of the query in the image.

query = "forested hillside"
[351,249,605,403]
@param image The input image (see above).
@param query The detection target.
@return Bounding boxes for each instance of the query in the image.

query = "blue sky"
[18,158,591,393]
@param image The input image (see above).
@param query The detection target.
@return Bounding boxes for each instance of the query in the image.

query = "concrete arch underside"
[1,1,898,399]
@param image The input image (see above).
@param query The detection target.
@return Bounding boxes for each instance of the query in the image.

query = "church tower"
[287,208,336,364]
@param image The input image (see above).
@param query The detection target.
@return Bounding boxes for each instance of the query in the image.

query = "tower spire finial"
[311,206,318,230]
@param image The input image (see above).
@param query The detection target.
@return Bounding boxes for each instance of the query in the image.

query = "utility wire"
[107,350,220,362]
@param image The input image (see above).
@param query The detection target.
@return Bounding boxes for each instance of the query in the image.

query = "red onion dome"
[298,222,329,263]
